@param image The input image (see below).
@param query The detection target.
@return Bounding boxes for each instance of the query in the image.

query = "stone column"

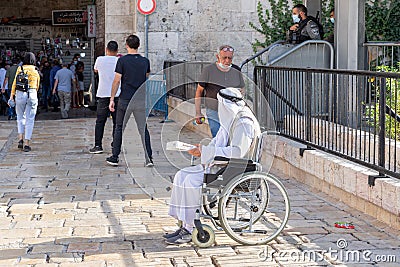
[104,0,135,55]
[335,0,365,70]
[334,0,366,127]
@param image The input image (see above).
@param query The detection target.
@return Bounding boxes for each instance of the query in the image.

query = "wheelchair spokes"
[218,172,290,245]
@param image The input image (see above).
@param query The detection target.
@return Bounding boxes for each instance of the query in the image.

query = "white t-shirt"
[94,56,121,98]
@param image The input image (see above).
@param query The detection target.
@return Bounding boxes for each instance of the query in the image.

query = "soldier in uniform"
[287,4,323,44]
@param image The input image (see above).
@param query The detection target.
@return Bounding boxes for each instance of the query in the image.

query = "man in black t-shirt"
[106,35,153,167]
[195,45,245,137]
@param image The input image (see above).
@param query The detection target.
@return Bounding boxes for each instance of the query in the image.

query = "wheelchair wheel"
[218,172,290,245]
[192,224,215,248]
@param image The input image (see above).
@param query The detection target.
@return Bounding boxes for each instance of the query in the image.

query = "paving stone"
[31,244,65,254]
[0,115,399,266]
[66,242,101,253]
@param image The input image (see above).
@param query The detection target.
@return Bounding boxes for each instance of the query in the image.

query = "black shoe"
[165,228,192,245]
[163,227,182,239]
[106,156,119,166]
[18,140,23,149]
[23,145,31,152]
[145,158,154,167]
[89,146,103,154]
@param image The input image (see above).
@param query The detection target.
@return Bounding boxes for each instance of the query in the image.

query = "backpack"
[15,66,29,92]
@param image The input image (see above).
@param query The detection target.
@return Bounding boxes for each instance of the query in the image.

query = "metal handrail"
[267,40,334,69]
[239,40,286,70]
[363,42,400,47]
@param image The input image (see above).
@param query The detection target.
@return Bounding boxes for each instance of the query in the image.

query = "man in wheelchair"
[164,87,261,245]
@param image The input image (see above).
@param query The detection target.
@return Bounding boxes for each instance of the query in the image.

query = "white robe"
[168,116,256,230]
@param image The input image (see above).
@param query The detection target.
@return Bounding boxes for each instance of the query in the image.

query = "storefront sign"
[87,5,96,38]
[52,10,86,26]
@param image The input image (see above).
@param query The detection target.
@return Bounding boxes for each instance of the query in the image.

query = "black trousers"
[112,98,152,161]
[94,97,118,147]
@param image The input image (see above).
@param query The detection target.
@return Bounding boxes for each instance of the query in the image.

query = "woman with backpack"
[10,52,40,152]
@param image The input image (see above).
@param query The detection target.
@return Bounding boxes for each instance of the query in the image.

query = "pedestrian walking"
[106,35,153,167]
[10,52,41,152]
[89,40,121,154]
[1,58,19,120]
[52,61,76,119]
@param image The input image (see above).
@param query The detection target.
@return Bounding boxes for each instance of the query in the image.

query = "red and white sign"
[87,5,96,38]
[137,0,156,15]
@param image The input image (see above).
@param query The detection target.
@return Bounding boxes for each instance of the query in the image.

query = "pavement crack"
[141,248,147,258]
[0,127,17,162]
[210,255,219,267]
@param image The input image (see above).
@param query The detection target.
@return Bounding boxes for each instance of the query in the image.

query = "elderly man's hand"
[188,144,201,157]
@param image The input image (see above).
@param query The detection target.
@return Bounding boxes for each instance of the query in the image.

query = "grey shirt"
[55,68,75,93]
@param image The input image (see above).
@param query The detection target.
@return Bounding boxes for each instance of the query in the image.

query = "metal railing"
[255,65,400,179]
[163,61,211,100]
[364,42,400,71]
[240,40,334,79]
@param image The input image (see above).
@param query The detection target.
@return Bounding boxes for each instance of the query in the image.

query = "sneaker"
[89,146,103,154]
[23,145,31,152]
[18,140,23,149]
[106,156,119,166]
[165,228,192,245]
[163,227,182,239]
[145,158,154,167]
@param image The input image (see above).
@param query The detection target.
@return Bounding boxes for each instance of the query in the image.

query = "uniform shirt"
[11,65,41,94]
[94,56,120,98]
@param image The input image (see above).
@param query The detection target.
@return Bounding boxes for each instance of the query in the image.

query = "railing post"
[305,72,312,142]
[378,78,386,172]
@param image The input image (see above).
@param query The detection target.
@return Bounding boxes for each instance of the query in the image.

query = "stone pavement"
[0,110,400,267]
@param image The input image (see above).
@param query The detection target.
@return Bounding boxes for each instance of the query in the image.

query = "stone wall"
[105,0,135,56]
[95,0,105,56]
[134,0,265,73]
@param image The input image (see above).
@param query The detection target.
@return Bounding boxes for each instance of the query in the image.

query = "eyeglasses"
[220,46,234,52]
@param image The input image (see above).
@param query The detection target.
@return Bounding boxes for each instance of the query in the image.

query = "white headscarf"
[217,87,247,133]
[201,87,260,164]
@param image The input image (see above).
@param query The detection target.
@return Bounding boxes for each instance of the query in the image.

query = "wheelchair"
[191,132,290,247]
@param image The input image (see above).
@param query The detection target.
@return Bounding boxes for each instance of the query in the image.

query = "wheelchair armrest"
[213,156,254,165]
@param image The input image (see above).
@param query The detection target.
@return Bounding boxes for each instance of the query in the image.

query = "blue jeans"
[42,84,51,108]
[206,108,220,138]
[5,89,15,117]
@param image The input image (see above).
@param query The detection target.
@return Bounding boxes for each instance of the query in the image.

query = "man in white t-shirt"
[89,41,121,154]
